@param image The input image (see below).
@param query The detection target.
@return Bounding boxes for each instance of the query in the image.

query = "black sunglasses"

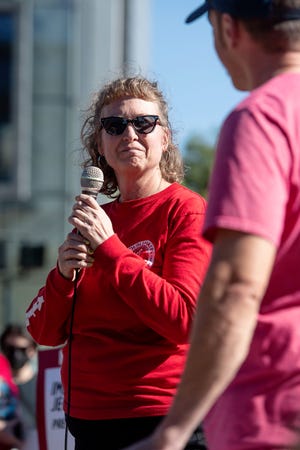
[100,115,160,136]
[3,344,29,352]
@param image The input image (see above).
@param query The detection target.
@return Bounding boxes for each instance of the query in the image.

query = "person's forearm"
[121,288,260,450]
[152,232,276,449]
[150,279,260,450]
[93,230,210,344]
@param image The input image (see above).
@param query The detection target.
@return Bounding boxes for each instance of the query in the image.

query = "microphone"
[74,166,104,271]
[80,166,104,198]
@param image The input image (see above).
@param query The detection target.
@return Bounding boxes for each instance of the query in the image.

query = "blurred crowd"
[0,323,38,450]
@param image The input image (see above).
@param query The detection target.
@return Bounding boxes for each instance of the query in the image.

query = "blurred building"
[0,0,151,326]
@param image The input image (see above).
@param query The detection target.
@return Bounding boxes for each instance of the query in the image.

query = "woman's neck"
[118,173,171,202]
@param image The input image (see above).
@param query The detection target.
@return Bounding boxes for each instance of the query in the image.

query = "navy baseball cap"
[186,0,300,23]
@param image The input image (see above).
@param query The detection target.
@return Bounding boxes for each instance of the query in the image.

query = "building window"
[0,11,15,183]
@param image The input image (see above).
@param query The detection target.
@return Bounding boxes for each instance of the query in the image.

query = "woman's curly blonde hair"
[80,76,184,197]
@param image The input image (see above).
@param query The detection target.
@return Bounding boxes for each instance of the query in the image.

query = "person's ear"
[222,13,241,49]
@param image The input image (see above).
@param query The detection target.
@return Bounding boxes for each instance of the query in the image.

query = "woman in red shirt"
[26,76,211,449]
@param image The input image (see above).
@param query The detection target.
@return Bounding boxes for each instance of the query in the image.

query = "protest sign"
[37,348,74,450]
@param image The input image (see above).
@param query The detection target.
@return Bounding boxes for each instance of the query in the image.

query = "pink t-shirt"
[203,72,300,449]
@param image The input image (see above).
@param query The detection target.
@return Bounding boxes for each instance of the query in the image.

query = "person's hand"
[69,194,114,249]
[58,231,95,280]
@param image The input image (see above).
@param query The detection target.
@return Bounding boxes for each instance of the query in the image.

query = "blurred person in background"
[0,352,24,450]
[1,325,38,450]
[25,76,211,449]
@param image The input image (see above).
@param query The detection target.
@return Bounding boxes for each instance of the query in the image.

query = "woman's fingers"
[68,199,114,249]
[57,232,94,279]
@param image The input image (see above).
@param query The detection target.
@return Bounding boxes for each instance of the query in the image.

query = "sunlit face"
[98,97,169,178]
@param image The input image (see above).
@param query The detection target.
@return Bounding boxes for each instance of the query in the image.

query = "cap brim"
[185,4,209,23]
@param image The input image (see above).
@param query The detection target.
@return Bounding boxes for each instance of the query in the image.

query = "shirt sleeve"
[92,201,211,344]
[204,105,291,246]
[26,265,85,346]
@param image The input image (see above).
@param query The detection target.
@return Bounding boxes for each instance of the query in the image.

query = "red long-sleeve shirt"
[26,183,211,420]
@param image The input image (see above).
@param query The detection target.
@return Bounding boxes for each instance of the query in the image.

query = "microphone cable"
[64,272,79,450]
[63,166,103,449]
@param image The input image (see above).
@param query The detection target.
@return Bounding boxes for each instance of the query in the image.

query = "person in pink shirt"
[25,76,211,449]
[123,1,300,450]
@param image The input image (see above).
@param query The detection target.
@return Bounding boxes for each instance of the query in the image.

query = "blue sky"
[150,0,246,148]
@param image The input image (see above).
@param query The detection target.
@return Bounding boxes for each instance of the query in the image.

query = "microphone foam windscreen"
[80,166,104,192]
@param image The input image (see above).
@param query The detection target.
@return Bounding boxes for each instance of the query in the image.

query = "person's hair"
[0,323,37,350]
[241,0,300,52]
[80,76,184,197]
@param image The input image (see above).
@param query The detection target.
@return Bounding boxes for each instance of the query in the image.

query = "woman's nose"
[122,123,138,139]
